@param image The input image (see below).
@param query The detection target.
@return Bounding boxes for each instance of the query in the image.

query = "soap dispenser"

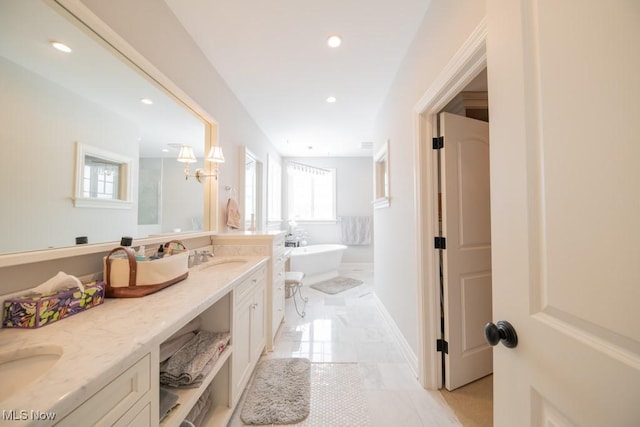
[135,245,147,261]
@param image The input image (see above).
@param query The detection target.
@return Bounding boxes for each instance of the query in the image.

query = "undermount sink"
[0,345,63,402]
[200,258,248,270]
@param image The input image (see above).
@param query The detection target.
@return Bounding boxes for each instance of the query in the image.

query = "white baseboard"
[373,294,419,378]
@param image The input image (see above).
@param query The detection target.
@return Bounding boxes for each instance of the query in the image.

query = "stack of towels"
[158,317,231,426]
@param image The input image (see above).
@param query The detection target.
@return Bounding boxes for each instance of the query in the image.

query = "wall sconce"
[176,145,225,183]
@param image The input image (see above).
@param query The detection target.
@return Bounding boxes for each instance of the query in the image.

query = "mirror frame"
[0,0,220,268]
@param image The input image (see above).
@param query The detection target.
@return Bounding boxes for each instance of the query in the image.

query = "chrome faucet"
[199,250,214,263]
[188,251,199,267]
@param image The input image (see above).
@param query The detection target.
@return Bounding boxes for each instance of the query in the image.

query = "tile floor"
[228,265,462,426]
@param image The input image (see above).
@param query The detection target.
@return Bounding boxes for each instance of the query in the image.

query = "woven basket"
[103,240,189,298]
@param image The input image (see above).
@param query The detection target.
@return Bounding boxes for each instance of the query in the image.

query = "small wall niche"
[373,139,390,209]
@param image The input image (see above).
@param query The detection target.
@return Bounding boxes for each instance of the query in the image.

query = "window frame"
[73,142,133,209]
[286,161,337,222]
[267,153,282,225]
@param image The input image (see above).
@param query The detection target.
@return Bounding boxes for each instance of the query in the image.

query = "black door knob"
[484,320,518,348]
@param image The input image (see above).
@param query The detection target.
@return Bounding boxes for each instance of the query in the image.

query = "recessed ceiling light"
[162,148,169,153]
[140,98,153,105]
[326,96,337,103]
[327,35,342,48]
[51,41,72,53]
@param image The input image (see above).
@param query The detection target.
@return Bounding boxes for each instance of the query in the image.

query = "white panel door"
[486,0,640,425]
[440,112,493,391]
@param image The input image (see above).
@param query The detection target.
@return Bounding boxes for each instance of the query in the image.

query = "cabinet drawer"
[122,403,151,427]
[235,267,265,303]
[58,354,151,427]
[273,238,285,256]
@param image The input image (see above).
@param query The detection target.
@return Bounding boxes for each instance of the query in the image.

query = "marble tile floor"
[228,266,463,427]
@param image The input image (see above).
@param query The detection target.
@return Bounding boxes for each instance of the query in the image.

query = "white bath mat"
[310,276,363,295]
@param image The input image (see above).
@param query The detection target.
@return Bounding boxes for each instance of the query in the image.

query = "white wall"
[80,0,282,232]
[283,157,373,263]
[0,57,139,253]
[373,1,486,355]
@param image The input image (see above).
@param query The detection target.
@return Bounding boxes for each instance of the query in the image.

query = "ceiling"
[164,0,433,157]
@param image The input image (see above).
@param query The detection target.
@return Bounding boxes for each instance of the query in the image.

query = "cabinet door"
[251,283,266,361]
[232,299,252,402]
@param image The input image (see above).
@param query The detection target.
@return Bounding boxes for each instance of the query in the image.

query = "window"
[74,142,132,209]
[267,154,282,223]
[83,156,120,199]
[287,161,336,221]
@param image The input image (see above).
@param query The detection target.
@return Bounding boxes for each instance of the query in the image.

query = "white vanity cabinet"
[212,231,287,351]
[2,256,270,427]
[231,266,266,403]
[57,353,155,427]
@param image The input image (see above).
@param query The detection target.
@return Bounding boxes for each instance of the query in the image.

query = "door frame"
[413,18,488,389]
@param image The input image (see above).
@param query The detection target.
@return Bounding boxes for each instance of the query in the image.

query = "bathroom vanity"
[0,254,269,427]
[212,231,287,351]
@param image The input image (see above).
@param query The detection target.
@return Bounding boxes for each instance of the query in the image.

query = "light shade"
[176,145,197,163]
[206,146,225,163]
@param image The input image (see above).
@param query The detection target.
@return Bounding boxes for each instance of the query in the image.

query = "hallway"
[229,266,461,426]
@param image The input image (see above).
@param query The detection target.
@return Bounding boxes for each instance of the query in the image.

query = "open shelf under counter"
[200,403,235,427]
[160,345,232,427]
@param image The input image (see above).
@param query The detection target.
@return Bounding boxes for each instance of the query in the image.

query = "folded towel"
[159,387,180,421]
[226,198,241,229]
[160,318,202,362]
[340,216,372,245]
[160,332,195,363]
[185,392,212,427]
[160,331,231,387]
[185,348,225,388]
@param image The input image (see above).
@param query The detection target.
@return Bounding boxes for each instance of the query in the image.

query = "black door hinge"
[437,339,449,354]
[434,237,447,250]
[432,136,444,149]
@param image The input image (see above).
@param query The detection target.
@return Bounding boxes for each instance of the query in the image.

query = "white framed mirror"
[373,140,390,209]
[0,0,209,255]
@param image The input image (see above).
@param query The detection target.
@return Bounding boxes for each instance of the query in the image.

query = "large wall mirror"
[0,1,208,255]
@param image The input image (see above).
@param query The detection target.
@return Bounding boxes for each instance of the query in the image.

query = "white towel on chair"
[340,216,372,245]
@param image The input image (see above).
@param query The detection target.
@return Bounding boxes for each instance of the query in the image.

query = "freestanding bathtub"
[289,244,347,283]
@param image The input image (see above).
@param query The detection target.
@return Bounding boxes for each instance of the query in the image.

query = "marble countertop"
[0,255,268,425]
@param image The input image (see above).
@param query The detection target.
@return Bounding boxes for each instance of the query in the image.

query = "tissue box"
[2,282,105,329]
